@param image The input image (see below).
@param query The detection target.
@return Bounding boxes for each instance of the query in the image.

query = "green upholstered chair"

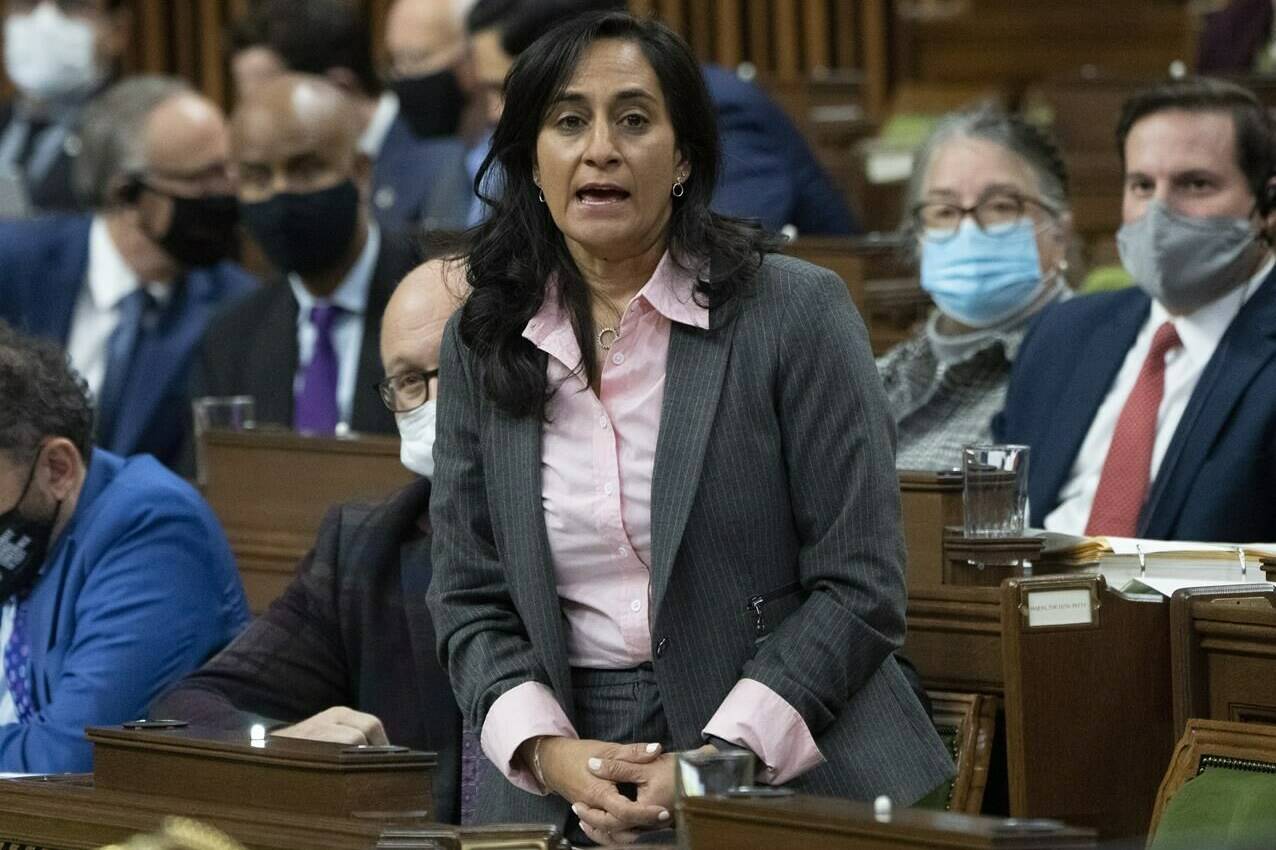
[1148,719,1276,850]
[915,691,997,815]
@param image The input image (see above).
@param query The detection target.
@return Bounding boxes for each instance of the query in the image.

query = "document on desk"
[1117,575,1271,598]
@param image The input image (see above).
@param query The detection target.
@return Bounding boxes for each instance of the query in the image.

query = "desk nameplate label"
[1024,588,1095,628]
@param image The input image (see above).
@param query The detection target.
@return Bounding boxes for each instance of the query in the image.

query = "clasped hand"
[528,737,710,845]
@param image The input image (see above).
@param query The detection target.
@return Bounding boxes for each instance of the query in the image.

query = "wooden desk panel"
[1001,576,1172,838]
[680,793,1096,849]
[201,429,414,614]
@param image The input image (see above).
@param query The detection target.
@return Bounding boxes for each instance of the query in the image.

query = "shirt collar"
[1149,253,1275,369]
[522,251,708,355]
[288,224,381,316]
[87,216,173,310]
[359,92,400,158]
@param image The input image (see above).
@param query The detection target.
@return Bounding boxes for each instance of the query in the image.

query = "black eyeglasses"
[375,369,438,413]
[911,193,1058,243]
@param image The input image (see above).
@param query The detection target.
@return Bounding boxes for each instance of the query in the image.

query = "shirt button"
[630,599,643,612]
[618,546,629,557]
[603,482,615,495]
[612,352,625,365]
[599,415,609,429]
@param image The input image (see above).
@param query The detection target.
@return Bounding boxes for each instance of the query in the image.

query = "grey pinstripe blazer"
[427,253,953,825]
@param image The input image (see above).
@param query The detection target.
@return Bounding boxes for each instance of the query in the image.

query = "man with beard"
[0,76,254,468]
[191,74,419,439]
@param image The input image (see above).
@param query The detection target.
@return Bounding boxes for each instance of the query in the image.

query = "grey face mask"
[1117,200,1263,314]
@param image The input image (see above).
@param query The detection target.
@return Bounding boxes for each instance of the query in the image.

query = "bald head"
[381,259,468,386]
[231,73,365,202]
[144,93,230,180]
[386,0,469,78]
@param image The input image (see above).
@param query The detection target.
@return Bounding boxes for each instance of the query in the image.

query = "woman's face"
[920,135,1068,275]
[533,39,689,263]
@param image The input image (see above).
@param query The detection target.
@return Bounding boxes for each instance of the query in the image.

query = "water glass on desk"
[962,444,1029,538]
[192,396,256,487]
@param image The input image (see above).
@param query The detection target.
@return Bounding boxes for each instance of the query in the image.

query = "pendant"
[597,327,620,351]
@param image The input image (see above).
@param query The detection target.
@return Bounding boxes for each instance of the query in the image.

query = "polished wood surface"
[87,725,433,820]
[200,429,414,614]
[1001,575,1173,838]
[1148,719,1276,841]
[679,792,1096,849]
[1169,584,1276,741]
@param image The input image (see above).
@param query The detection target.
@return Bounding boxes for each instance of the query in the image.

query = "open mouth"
[575,185,631,205]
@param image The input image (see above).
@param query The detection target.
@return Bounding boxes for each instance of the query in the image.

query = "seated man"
[153,260,467,823]
[995,77,1276,541]
[192,74,420,439]
[0,76,255,468]
[0,321,248,773]
[227,0,476,232]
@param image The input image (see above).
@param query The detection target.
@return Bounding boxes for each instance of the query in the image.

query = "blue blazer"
[703,65,859,236]
[0,215,257,468]
[993,268,1276,541]
[372,116,474,232]
[1,449,249,772]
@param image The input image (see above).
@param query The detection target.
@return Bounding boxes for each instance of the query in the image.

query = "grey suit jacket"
[427,253,953,825]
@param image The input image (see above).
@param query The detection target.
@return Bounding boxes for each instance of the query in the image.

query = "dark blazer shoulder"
[336,477,431,550]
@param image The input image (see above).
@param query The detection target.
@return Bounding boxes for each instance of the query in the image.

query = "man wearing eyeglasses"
[0,0,131,215]
[995,77,1276,542]
[153,259,470,824]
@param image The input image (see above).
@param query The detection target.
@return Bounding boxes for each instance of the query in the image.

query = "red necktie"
[1085,322,1182,537]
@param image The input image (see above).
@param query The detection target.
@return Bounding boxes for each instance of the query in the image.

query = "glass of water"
[962,444,1029,538]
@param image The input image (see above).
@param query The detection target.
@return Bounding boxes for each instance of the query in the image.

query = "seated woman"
[877,106,1074,470]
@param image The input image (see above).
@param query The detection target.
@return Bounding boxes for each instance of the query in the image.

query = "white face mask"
[396,399,436,478]
[4,3,107,103]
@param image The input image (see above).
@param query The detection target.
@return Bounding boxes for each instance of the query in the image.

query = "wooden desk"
[200,429,414,613]
[1169,583,1276,740]
[0,725,567,850]
[679,792,1095,849]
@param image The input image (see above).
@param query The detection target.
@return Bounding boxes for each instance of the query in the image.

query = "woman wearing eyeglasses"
[876,105,1075,470]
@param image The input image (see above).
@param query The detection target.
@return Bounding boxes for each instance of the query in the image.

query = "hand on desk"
[575,746,705,845]
[525,737,671,844]
[271,706,389,746]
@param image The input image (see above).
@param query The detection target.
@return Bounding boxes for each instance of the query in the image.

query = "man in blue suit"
[468,0,859,236]
[0,321,248,773]
[995,78,1276,542]
[230,0,479,233]
[0,76,255,470]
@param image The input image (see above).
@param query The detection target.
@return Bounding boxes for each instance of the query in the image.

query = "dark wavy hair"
[459,11,778,419]
[0,322,94,464]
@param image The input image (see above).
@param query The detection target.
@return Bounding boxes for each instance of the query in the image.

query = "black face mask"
[148,189,241,268]
[390,69,466,139]
[0,456,59,602]
[240,180,361,277]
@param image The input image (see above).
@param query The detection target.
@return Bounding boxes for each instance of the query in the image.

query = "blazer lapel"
[648,315,738,615]
[1033,293,1149,518]
[251,282,301,427]
[1140,270,1276,537]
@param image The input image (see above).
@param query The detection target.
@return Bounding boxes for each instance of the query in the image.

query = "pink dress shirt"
[479,252,824,793]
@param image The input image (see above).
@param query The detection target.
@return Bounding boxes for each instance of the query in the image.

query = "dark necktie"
[1086,322,1182,537]
[97,288,155,451]
[294,305,342,434]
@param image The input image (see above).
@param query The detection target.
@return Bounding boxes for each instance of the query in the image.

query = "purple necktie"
[295,304,341,435]
[4,601,34,723]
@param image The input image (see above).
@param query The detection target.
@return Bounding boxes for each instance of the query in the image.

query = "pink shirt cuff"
[702,678,825,785]
[479,681,578,795]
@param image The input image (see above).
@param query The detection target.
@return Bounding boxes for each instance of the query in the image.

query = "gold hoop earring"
[537,188,544,203]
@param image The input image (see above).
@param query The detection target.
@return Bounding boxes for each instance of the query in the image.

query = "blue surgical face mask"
[920,218,1047,328]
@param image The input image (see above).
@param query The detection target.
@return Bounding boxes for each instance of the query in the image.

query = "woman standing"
[427,11,951,845]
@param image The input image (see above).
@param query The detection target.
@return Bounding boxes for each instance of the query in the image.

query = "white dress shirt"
[287,225,380,431]
[65,217,171,398]
[1045,254,1276,534]
[359,92,400,159]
